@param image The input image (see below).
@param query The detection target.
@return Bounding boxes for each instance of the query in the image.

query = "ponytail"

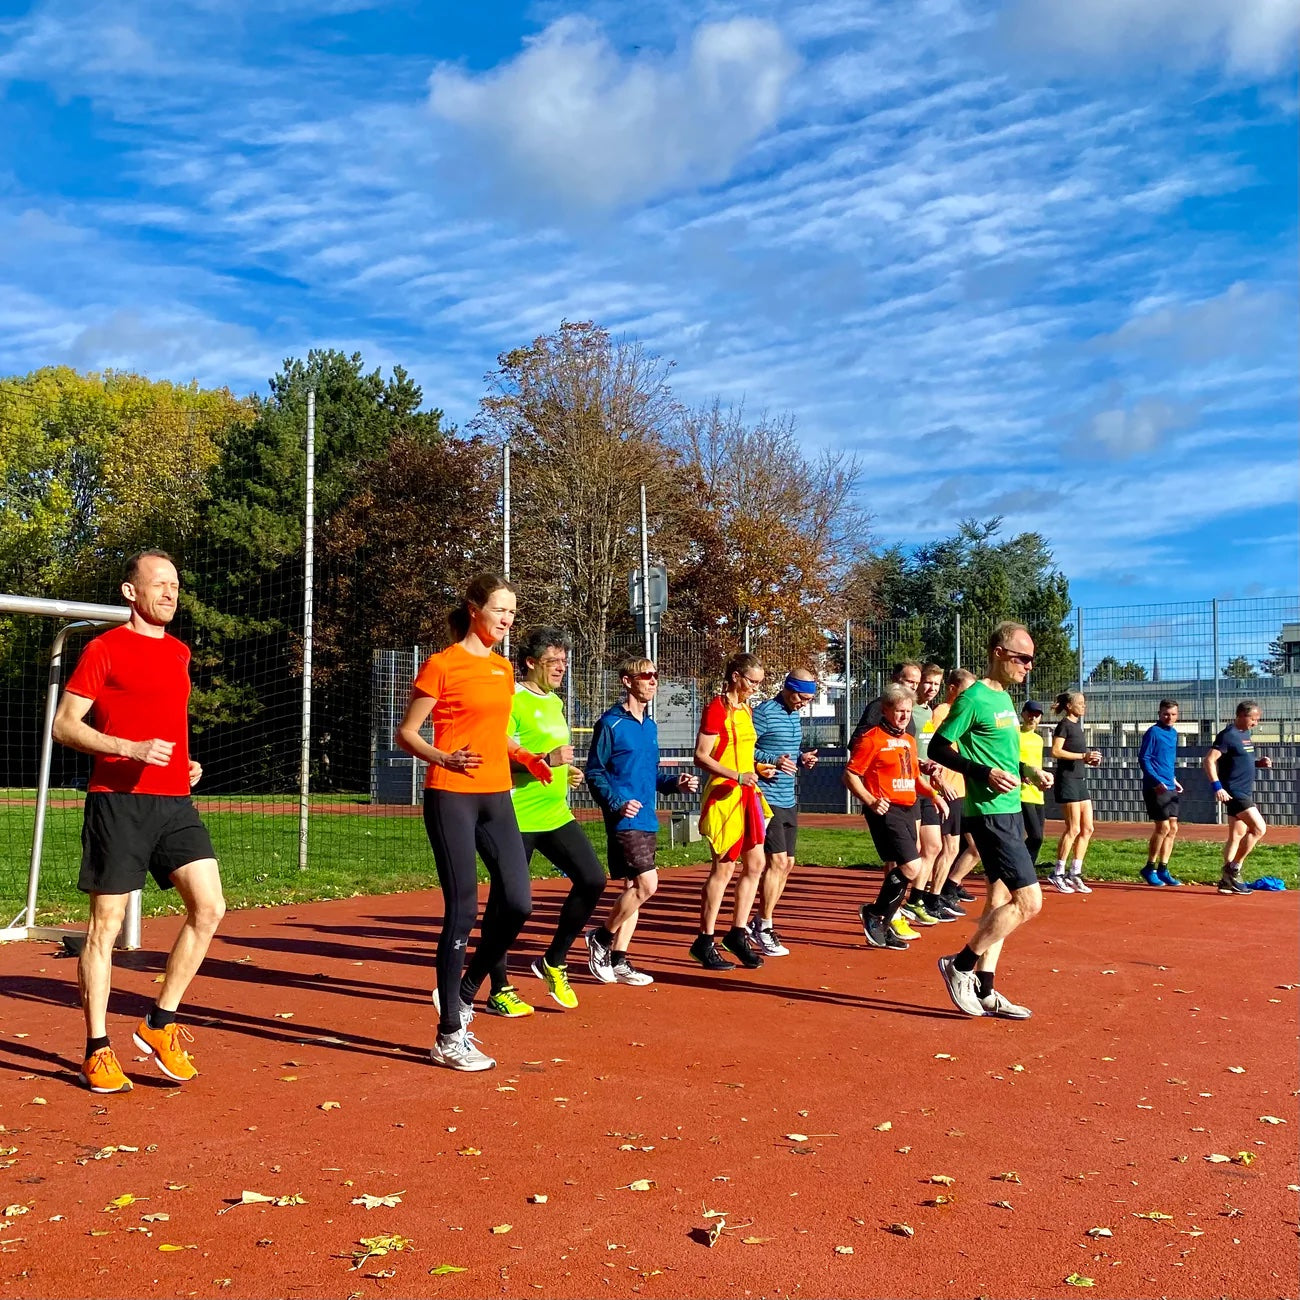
[448,572,515,640]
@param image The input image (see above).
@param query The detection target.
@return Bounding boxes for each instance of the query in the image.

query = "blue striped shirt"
[752,697,806,809]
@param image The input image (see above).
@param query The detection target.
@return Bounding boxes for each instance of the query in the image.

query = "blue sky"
[1,0,1296,608]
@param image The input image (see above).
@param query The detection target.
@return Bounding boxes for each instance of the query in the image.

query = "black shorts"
[919,798,942,829]
[1143,784,1180,822]
[946,800,967,842]
[1225,796,1257,818]
[1055,773,1090,805]
[959,812,977,839]
[79,793,215,895]
[764,805,798,857]
[606,827,658,880]
[1020,802,1045,842]
[967,812,1038,891]
[864,803,921,866]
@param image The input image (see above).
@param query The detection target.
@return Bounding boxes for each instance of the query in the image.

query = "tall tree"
[1088,656,1148,683]
[1221,655,1259,680]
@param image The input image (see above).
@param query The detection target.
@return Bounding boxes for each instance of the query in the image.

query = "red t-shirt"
[64,624,193,796]
[412,643,515,794]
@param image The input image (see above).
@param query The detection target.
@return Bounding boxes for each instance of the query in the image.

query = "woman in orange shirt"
[397,573,554,1073]
[843,682,948,952]
[691,652,772,972]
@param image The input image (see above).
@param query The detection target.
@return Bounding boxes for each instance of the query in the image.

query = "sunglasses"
[999,649,1034,667]
[631,671,659,681]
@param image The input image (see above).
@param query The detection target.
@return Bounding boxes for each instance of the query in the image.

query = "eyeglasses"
[998,649,1035,667]
[632,671,659,681]
[741,676,764,687]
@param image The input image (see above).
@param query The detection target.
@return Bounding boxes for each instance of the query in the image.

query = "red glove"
[517,750,554,785]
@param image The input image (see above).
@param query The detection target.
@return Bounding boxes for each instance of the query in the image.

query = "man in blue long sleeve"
[750,669,819,955]
[1138,699,1183,886]
[583,657,698,986]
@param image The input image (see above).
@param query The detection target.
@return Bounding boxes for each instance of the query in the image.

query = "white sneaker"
[1069,875,1093,894]
[611,958,654,986]
[937,955,985,1017]
[432,988,475,1029]
[1047,874,1074,894]
[430,1029,495,1072]
[749,919,790,957]
[584,930,616,984]
[979,989,1032,1019]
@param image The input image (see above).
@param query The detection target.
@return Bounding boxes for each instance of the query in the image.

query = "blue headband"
[785,674,817,694]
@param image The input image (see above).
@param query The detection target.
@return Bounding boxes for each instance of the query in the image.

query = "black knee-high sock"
[874,867,910,917]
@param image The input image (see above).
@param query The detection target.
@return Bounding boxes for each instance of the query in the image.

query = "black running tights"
[423,789,531,1036]
[485,819,606,992]
[1021,803,1045,866]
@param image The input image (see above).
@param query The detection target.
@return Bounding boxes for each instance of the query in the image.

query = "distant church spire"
[1152,651,1161,682]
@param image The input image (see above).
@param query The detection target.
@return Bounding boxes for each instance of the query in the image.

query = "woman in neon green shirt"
[484,626,604,1016]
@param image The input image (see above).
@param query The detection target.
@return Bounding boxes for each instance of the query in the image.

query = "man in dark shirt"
[850,661,922,745]
[1203,700,1271,895]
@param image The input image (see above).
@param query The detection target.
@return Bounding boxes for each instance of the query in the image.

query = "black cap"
[1023,699,1044,715]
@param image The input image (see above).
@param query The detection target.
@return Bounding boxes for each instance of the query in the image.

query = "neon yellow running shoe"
[891,915,921,941]
[485,985,534,1017]
[530,957,579,1009]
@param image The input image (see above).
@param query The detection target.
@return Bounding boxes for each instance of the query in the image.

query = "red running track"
[0,865,1296,1299]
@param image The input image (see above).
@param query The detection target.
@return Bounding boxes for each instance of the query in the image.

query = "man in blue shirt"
[583,657,698,984]
[1204,699,1272,895]
[750,669,820,956]
[1138,699,1183,886]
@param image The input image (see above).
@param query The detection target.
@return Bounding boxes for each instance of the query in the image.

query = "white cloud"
[427,16,799,210]
[1080,397,1196,457]
[998,0,1299,78]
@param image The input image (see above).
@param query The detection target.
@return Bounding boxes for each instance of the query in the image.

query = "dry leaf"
[1205,1154,1232,1163]
[350,1234,413,1269]
[1010,1064,1025,1072]
[740,1236,770,1244]
[352,1191,404,1210]
[140,1213,170,1223]
[873,1121,892,1132]
[624,1179,654,1192]
[927,1175,956,1186]
[3,1204,30,1217]
[104,1194,142,1211]
[1086,1227,1112,1238]
[886,1222,914,1238]
[834,1245,854,1254]
[1064,1274,1095,1287]
[319,1102,341,1112]
[705,1219,725,1247]
[785,1133,808,1142]
[1259,1116,1286,1125]
[29,1098,46,1106]
[991,1200,1013,1209]
[165,1184,188,1191]
[429,1264,467,1275]
[273,1012,294,1019]
[457,1147,481,1157]
[279,1075,297,1083]
[1233,1151,1256,1166]
[926,1194,956,1207]
[157,1243,195,1252]
[1227,1066,1245,1073]
[934,1053,954,1060]
[991,1172,1021,1183]
[489,1223,512,1235]
[527,1195,547,1204]
[1132,1211,1173,1221]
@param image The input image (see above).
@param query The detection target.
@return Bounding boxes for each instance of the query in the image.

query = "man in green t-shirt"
[480,626,607,1017]
[929,620,1042,1020]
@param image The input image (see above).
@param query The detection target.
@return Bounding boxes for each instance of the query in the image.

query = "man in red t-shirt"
[52,550,225,1095]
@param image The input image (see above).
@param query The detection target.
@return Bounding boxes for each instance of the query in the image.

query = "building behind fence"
[2,589,1297,922]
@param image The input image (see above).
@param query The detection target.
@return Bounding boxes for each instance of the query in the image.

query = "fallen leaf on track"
[873,1121,892,1132]
[741,1237,769,1244]
[429,1264,467,1275]
[1064,1274,1095,1287]
[1132,1211,1173,1221]
[349,1234,412,1269]
[273,1012,294,1019]
[3,1204,30,1218]
[622,1179,654,1192]
[157,1243,195,1252]
[457,1147,481,1157]
[1233,1151,1256,1166]
[927,1175,955,1186]
[991,1200,1013,1209]
[1086,1227,1112,1238]
[140,1213,169,1224]
[104,1194,143,1212]
[1259,1116,1286,1125]
[490,1224,512,1235]
[834,1245,853,1255]
[886,1223,914,1238]
[352,1191,404,1210]
[991,1172,1021,1183]
[319,1102,341,1112]
[1206,1154,1232,1163]
[527,1195,547,1204]
[1227,1066,1245,1073]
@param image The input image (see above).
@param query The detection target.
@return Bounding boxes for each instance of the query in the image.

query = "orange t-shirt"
[847,726,928,807]
[412,644,515,793]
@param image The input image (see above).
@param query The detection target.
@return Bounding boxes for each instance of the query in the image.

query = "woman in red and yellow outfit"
[690,652,771,971]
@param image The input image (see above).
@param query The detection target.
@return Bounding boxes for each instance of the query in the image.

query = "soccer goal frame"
[0,593,142,948]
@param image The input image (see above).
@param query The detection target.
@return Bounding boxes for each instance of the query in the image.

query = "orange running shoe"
[132,1020,199,1082]
[81,1045,133,1093]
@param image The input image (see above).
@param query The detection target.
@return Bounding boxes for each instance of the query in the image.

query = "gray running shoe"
[1218,874,1250,895]
[1069,875,1093,894]
[431,988,475,1029]
[584,930,616,984]
[611,958,654,986]
[937,954,985,1017]
[429,1028,495,1072]
[979,989,1032,1019]
[749,919,790,957]
[1046,874,1074,894]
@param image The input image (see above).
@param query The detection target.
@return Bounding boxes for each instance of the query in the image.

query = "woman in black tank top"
[1049,691,1101,892]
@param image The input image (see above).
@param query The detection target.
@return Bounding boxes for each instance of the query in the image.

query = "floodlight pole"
[298,390,316,873]
[503,442,511,661]
[639,485,652,663]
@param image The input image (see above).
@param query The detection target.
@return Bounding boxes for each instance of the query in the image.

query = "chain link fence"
[3,588,1297,923]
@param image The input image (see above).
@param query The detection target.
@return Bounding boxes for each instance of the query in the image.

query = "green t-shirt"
[509,686,573,833]
[933,680,1022,816]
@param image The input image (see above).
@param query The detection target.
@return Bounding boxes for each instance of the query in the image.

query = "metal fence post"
[1211,599,1223,825]
[297,390,316,874]
[1076,606,1084,687]
[954,611,961,670]
[843,619,853,813]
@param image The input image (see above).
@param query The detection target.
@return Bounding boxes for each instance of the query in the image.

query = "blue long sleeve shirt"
[584,702,681,833]
[1138,723,1178,787]
[752,696,806,809]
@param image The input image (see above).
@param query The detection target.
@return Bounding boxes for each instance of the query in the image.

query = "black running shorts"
[1142,783,1180,822]
[1225,796,1257,819]
[864,802,921,866]
[919,798,942,829]
[79,793,216,895]
[606,827,658,880]
[941,800,963,837]
[967,812,1038,891]
[764,805,798,857]
[1055,772,1090,805]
